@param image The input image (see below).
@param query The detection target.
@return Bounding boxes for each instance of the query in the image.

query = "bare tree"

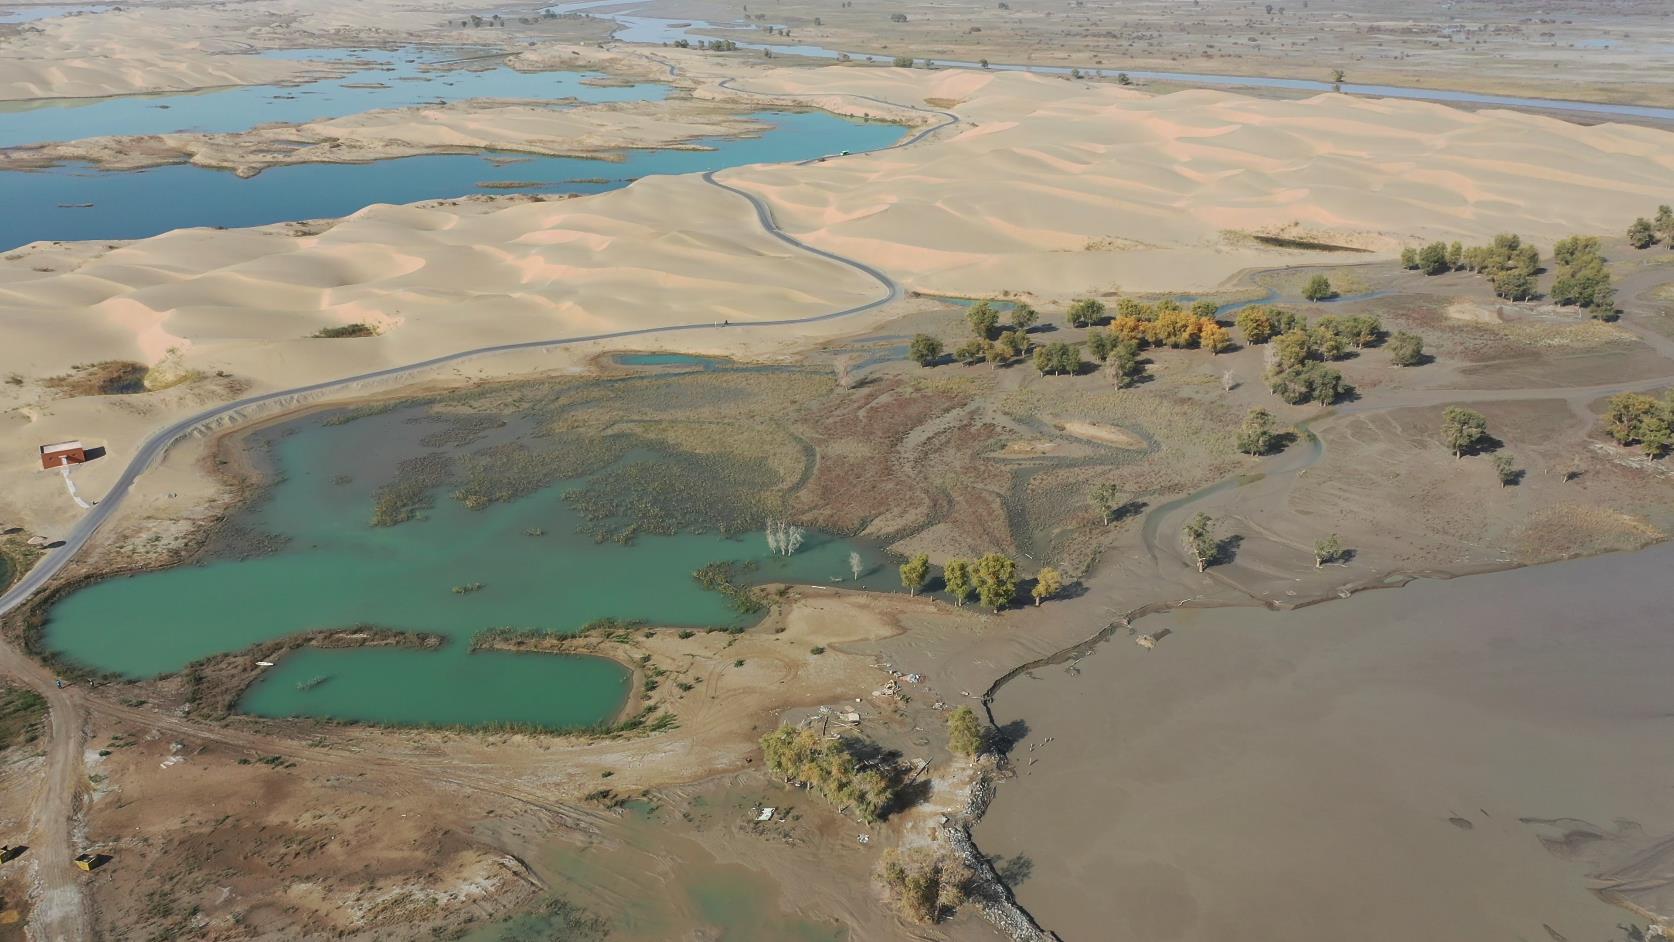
[849,551,863,580]
[766,519,806,556]
[1221,368,1238,391]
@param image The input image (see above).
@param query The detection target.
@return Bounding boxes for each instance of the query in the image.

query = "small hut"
[39,441,86,470]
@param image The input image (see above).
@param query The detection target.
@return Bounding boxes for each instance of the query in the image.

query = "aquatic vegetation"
[691,561,765,615]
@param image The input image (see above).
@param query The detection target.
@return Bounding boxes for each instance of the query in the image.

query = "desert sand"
[712,64,1674,296]
[5,56,1674,543]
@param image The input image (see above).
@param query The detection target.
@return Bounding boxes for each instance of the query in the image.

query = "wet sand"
[977,543,1674,941]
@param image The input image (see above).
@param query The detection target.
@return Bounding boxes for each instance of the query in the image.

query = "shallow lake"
[41,401,896,728]
[0,46,666,147]
[0,3,110,23]
[0,109,903,249]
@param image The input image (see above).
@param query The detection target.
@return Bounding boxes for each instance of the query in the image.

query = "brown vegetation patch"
[44,360,148,396]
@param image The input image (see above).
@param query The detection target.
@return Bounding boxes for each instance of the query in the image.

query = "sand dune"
[9,56,1674,537]
[0,6,309,100]
[4,99,776,174]
[714,66,1674,297]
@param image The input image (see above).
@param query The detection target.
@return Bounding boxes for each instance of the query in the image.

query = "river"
[976,542,1674,941]
[547,0,1674,124]
[0,109,902,249]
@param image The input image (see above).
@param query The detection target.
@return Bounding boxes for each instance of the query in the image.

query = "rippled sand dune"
[722,66,1674,295]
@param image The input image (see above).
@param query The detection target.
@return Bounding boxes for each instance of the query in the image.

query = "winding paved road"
[0,86,960,941]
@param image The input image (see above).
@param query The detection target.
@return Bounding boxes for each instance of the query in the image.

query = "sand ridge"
[713,65,1674,297]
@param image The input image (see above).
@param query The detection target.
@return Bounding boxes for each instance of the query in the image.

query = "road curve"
[0,98,959,623]
[0,86,961,942]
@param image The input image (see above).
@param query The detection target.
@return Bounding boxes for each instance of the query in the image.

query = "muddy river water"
[977,542,1674,941]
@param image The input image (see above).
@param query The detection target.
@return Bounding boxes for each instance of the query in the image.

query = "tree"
[972,553,1018,611]
[765,519,805,555]
[1628,217,1658,250]
[1302,274,1335,301]
[1447,241,1463,268]
[1330,67,1345,83]
[1105,341,1143,387]
[1268,362,1347,405]
[1033,342,1082,375]
[1417,241,1451,275]
[967,301,1000,339]
[1656,205,1674,246]
[1237,408,1278,455]
[1011,303,1039,331]
[1182,512,1217,572]
[1440,406,1488,458]
[1491,452,1519,486]
[943,558,973,605]
[1550,236,1615,314]
[900,553,930,595]
[1388,331,1424,366]
[954,340,985,365]
[1600,392,1674,458]
[892,55,914,67]
[1086,328,1116,362]
[849,551,864,580]
[1066,298,1106,328]
[1031,567,1063,605]
[1271,327,1314,372]
[1400,247,1419,270]
[909,334,944,366]
[1313,533,1342,567]
[947,706,985,757]
[1191,299,1220,320]
[1200,321,1233,353]
[1091,482,1126,524]
[1236,305,1279,344]
[760,725,897,822]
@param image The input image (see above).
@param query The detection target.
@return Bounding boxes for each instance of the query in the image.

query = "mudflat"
[979,543,1674,941]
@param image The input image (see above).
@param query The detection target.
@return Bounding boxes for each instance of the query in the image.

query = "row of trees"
[1402,234,1541,301]
[898,552,1064,609]
[1602,390,1674,457]
[1626,206,1674,250]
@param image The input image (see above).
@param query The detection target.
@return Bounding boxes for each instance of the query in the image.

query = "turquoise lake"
[41,401,893,728]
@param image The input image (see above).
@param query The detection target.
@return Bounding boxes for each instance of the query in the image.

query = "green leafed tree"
[1091,482,1126,524]
[900,553,930,595]
[943,558,973,605]
[1237,407,1278,456]
[909,334,944,367]
[1182,512,1217,572]
[967,300,1000,339]
[1388,331,1424,366]
[1031,566,1063,606]
[1066,298,1107,328]
[1628,217,1658,250]
[1441,406,1489,458]
[972,552,1018,612]
[1010,303,1039,331]
[1302,274,1335,301]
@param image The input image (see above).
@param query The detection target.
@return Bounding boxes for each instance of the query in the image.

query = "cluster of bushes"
[759,725,899,821]
[1626,206,1674,250]
[1403,234,1540,301]
[1602,391,1674,457]
[879,848,974,924]
[670,38,738,50]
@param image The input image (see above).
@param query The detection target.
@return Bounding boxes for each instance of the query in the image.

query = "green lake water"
[41,405,892,728]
